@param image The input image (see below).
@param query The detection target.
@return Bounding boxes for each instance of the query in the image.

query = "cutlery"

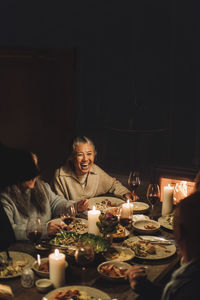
[138,236,174,245]
[5,250,12,265]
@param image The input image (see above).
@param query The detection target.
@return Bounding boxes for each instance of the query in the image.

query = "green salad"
[49,231,110,254]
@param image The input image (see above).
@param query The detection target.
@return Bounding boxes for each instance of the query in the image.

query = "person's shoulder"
[54,162,74,177]
[91,164,110,176]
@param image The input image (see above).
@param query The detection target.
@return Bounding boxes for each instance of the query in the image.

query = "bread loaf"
[0,284,13,300]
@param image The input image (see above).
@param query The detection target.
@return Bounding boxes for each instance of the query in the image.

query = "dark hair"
[0,143,40,190]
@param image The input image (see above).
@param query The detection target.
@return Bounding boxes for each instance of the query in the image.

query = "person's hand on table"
[47,220,63,235]
[124,192,139,202]
[77,198,89,212]
[125,265,148,290]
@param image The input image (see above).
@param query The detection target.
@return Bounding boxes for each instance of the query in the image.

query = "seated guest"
[125,191,200,300]
[0,153,86,240]
[52,136,134,207]
[0,142,40,250]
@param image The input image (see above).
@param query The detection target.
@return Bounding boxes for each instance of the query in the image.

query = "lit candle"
[49,249,66,288]
[88,206,101,235]
[37,254,41,267]
[120,200,133,219]
[162,184,174,216]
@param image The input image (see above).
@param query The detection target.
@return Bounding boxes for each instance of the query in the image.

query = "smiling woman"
[51,136,132,209]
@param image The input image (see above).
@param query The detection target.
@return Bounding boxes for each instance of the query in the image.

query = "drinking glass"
[146,184,160,219]
[26,217,42,246]
[128,171,141,199]
[74,242,94,285]
[60,204,76,225]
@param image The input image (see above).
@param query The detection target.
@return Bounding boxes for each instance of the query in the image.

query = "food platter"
[32,257,49,278]
[51,218,88,234]
[103,246,135,262]
[158,214,174,231]
[132,219,160,234]
[123,236,176,260]
[111,225,130,240]
[97,260,131,282]
[0,251,35,279]
[131,202,149,213]
[88,196,124,212]
[42,285,111,300]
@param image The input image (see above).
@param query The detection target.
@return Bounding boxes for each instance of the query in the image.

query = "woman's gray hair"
[68,136,97,161]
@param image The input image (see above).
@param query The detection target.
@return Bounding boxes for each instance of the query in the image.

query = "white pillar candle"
[120,200,133,219]
[49,249,66,288]
[88,205,101,235]
[162,184,174,216]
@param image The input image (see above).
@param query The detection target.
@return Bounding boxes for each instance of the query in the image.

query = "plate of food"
[103,246,135,262]
[49,231,110,256]
[131,202,149,213]
[132,219,160,234]
[42,285,111,300]
[123,236,176,260]
[88,197,124,212]
[51,218,88,234]
[158,213,174,231]
[97,260,131,282]
[0,251,35,279]
[111,224,130,240]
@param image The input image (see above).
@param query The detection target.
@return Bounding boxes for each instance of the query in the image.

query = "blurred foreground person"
[0,142,39,250]
[0,153,86,240]
[52,136,134,210]
[125,191,200,300]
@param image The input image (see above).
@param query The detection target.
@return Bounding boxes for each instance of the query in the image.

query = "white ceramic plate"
[103,246,135,262]
[123,236,176,260]
[88,196,125,212]
[51,217,88,234]
[158,215,173,231]
[0,251,35,279]
[97,260,131,282]
[131,202,149,213]
[42,285,111,300]
[132,219,160,234]
[132,214,150,222]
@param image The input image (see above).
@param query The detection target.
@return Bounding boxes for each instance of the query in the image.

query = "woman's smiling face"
[73,142,95,176]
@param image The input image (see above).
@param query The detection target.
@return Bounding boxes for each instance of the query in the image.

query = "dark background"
[0,0,199,181]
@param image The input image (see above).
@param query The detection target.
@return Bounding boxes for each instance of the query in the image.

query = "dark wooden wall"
[0,48,77,181]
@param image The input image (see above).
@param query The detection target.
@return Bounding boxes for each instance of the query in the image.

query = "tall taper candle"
[49,249,66,288]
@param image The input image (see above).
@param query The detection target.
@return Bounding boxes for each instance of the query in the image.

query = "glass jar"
[21,267,35,288]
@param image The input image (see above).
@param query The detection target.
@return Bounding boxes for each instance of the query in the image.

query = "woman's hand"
[47,220,63,236]
[77,198,89,212]
[125,265,148,290]
[124,192,139,202]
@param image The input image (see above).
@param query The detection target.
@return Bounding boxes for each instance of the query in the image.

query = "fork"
[5,250,12,265]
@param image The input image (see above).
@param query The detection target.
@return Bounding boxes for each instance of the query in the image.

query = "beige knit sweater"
[52,163,130,202]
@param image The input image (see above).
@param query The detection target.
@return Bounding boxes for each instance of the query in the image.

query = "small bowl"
[35,278,53,293]
[97,260,131,282]
[32,257,49,278]
[132,219,160,234]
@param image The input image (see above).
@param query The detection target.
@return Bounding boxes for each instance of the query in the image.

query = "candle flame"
[55,249,59,256]
[37,254,41,266]
[92,205,96,211]
[127,199,130,204]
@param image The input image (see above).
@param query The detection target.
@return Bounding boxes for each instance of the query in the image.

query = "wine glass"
[74,242,94,285]
[60,204,76,226]
[26,217,42,246]
[128,171,141,200]
[146,184,160,219]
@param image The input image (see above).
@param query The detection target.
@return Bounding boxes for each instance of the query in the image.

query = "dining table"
[1,200,180,300]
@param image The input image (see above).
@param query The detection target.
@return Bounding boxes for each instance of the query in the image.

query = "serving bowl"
[32,257,49,278]
[132,219,160,234]
[97,260,131,282]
